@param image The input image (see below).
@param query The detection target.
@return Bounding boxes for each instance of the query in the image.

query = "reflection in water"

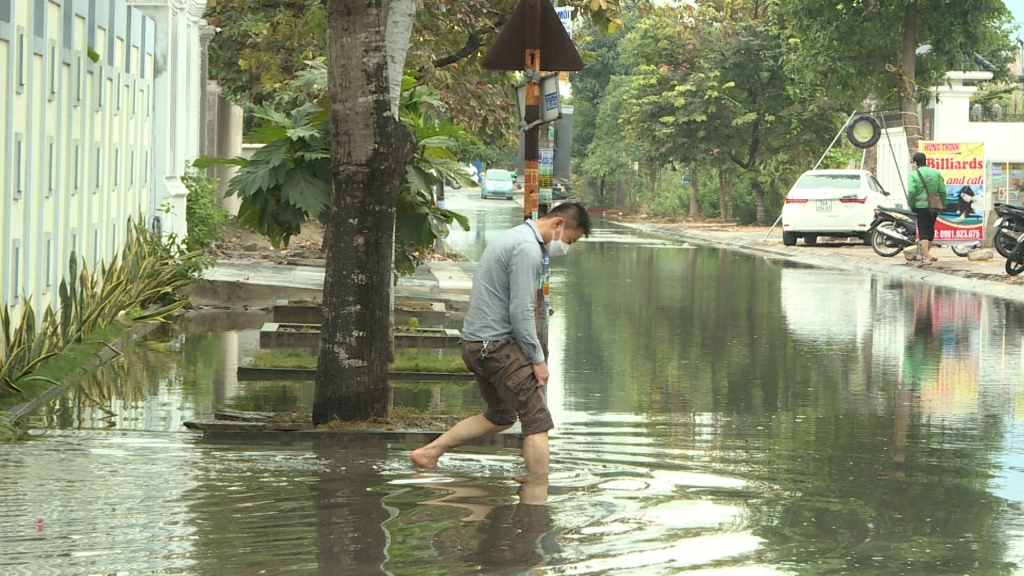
[4,208,1024,573]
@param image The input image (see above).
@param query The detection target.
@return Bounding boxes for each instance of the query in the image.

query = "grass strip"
[252,350,469,373]
[0,323,129,414]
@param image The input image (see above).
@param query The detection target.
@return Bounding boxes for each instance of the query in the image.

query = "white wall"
[1,0,156,317]
[874,127,911,208]
[2,0,206,319]
[128,0,208,240]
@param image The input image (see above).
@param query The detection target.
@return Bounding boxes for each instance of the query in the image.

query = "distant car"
[481,169,515,200]
[552,181,571,200]
[781,169,894,246]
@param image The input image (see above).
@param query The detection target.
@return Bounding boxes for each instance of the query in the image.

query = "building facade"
[0,0,206,316]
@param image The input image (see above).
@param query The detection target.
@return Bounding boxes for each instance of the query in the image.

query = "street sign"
[556,6,573,39]
[481,0,583,71]
[515,73,561,125]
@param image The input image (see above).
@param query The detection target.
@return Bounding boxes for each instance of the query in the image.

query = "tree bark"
[751,180,766,224]
[718,170,733,221]
[900,1,921,157]
[385,0,418,118]
[314,0,415,425]
[688,167,700,218]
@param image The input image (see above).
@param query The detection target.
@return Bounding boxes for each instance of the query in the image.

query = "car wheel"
[804,235,817,246]
[782,231,798,246]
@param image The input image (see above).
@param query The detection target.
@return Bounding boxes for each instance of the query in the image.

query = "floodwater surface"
[3,190,1024,575]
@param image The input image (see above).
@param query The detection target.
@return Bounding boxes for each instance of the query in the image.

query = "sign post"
[482,0,583,353]
[482,0,583,220]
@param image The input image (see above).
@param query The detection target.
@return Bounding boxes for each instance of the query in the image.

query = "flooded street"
[4,190,1024,574]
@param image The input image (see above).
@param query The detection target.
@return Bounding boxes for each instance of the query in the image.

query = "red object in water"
[37,519,43,532]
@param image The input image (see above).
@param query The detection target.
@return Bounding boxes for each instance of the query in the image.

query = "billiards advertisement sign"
[919,142,985,245]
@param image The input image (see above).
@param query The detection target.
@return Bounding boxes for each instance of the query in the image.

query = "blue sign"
[545,91,559,112]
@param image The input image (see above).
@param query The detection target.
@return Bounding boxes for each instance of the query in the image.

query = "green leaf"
[192,155,247,169]
[286,125,321,141]
[281,167,331,217]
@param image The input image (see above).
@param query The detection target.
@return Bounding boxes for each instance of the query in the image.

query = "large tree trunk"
[314,0,416,425]
[751,181,766,224]
[718,170,733,221]
[688,167,700,218]
[900,1,921,157]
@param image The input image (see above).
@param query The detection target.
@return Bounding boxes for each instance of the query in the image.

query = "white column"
[932,71,993,142]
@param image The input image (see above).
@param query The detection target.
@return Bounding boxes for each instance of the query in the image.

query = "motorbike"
[868,206,918,257]
[993,202,1024,259]
[1007,242,1024,275]
[868,207,974,258]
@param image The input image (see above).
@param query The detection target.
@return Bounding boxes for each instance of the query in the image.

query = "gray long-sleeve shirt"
[461,221,545,364]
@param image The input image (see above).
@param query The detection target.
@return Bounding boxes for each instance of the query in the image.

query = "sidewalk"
[193,216,1024,308]
[190,257,476,309]
[616,219,1024,304]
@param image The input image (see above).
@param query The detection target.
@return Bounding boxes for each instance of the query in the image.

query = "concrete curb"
[615,221,1024,304]
[190,427,524,448]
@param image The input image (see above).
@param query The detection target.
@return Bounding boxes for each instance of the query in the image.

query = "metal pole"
[522,0,547,355]
[762,213,783,240]
[764,110,857,241]
[879,113,908,199]
[812,110,858,171]
[523,0,541,221]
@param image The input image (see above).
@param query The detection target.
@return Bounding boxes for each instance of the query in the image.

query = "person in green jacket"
[907,152,946,264]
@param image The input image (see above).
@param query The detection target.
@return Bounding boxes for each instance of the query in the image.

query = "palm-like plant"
[198,61,473,273]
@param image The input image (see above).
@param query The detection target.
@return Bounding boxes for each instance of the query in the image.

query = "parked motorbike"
[993,203,1024,258]
[868,207,974,258]
[869,207,919,257]
[1007,242,1024,275]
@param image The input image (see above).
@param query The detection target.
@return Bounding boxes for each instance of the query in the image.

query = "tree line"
[570,0,1016,223]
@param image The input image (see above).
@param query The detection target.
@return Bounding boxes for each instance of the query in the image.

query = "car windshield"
[794,174,862,190]
[485,170,512,181]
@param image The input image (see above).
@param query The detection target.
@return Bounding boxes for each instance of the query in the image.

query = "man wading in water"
[412,202,592,474]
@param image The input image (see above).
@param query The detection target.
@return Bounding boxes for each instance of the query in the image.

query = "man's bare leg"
[522,431,549,474]
[518,472,549,505]
[921,239,932,261]
[412,414,511,468]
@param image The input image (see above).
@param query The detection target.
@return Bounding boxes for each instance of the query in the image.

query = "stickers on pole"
[539,148,554,203]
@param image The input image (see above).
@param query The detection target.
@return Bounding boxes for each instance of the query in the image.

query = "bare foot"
[411,448,438,468]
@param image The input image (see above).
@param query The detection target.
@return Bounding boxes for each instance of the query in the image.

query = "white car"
[781,169,894,246]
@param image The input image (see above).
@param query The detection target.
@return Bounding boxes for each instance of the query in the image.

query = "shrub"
[183,165,229,252]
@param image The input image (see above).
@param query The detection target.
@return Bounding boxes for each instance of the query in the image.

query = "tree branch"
[726,119,761,170]
[431,17,507,69]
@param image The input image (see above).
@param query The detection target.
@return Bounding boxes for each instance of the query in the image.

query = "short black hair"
[912,152,927,166]
[542,202,592,237]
